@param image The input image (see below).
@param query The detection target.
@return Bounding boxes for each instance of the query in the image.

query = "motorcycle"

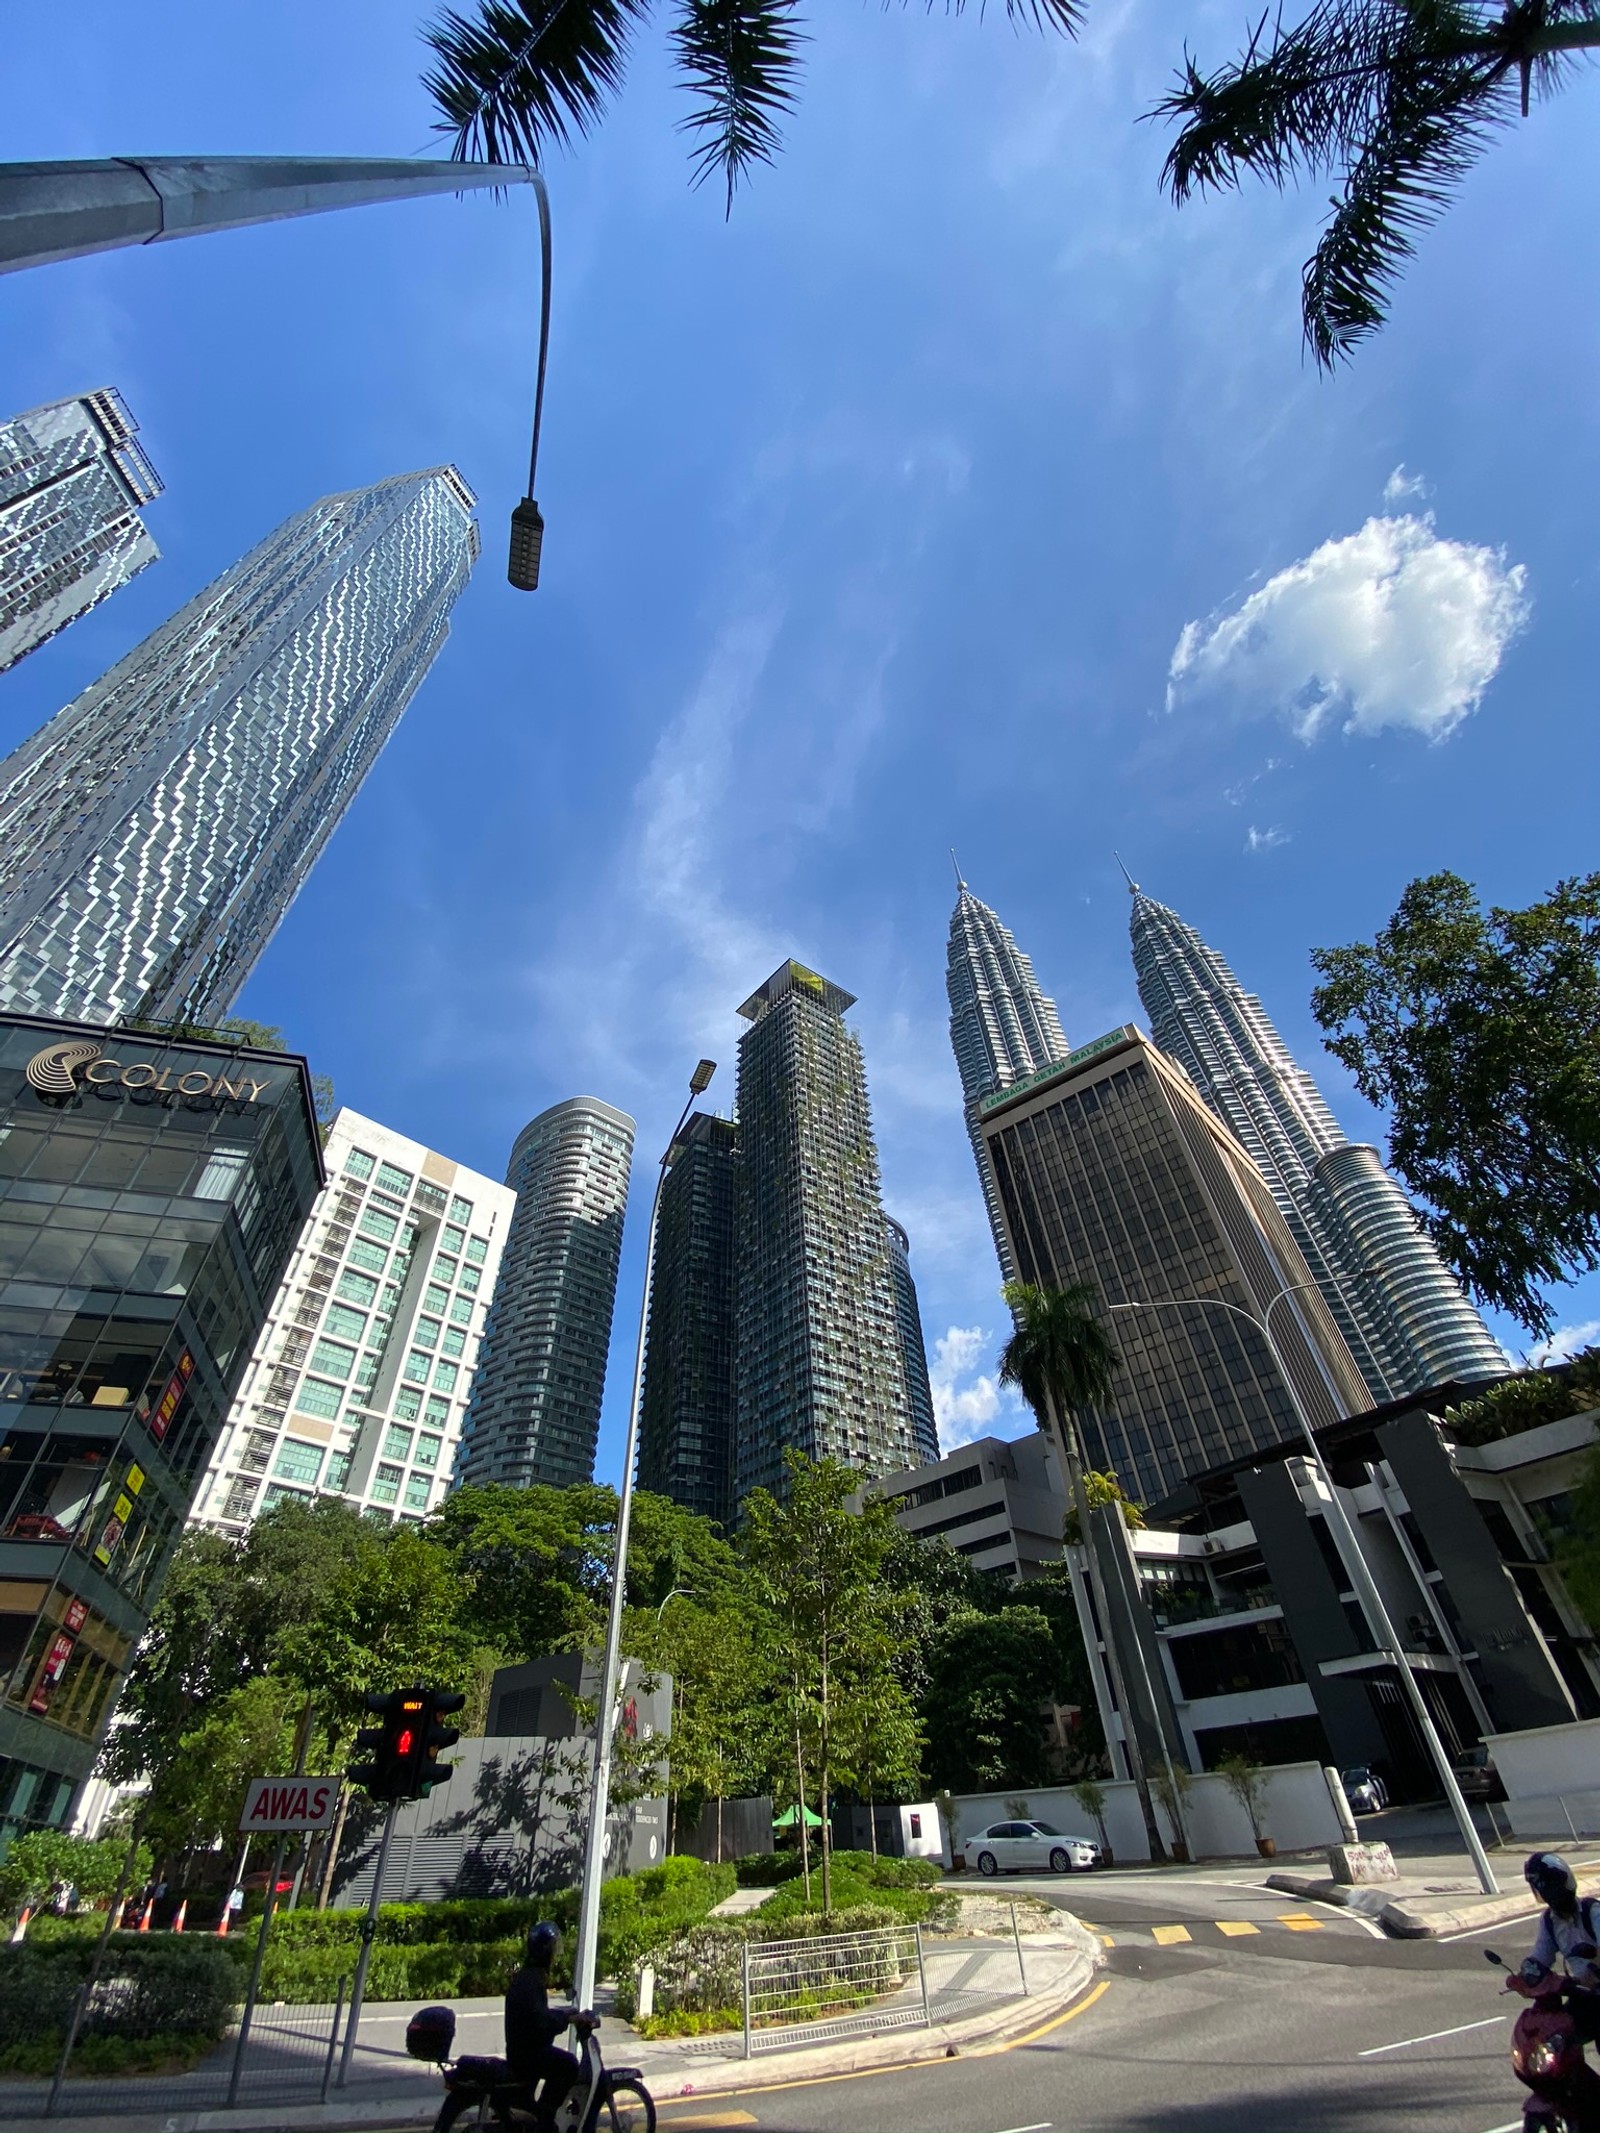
[1484,1947,1600,2133]
[406,2003,656,2133]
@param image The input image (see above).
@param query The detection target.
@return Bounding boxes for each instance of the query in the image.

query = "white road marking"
[1358,2015,1504,2056]
[990,2123,1052,2132]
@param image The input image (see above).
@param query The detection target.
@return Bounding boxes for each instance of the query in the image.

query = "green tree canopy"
[921,1605,1062,1793]
[1311,869,1600,1336]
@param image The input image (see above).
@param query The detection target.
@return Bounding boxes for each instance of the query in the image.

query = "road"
[652,1866,1543,2133]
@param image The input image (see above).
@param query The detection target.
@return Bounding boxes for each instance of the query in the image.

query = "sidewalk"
[1267,1841,1600,1938]
[28,1923,1103,2133]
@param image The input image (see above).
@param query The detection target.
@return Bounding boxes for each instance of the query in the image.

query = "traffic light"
[417,1689,464,1797]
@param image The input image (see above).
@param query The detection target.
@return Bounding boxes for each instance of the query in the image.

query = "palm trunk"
[1049,1393,1166,1863]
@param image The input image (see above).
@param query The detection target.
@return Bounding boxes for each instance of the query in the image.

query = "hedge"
[0,1939,236,2071]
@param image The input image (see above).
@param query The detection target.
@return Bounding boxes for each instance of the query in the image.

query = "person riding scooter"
[506,1921,581,2132]
[1514,1854,1600,2045]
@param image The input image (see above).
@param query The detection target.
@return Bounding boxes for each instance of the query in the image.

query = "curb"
[45,1935,1105,2133]
[1268,1867,1600,1940]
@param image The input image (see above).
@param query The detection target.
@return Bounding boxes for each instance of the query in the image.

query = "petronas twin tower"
[945,867,1503,1417]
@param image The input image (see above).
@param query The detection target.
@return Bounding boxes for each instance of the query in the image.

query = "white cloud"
[1383,464,1430,506]
[929,1324,1029,1451]
[1245,824,1289,853]
[1166,513,1530,744]
[1528,1321,1600,1367]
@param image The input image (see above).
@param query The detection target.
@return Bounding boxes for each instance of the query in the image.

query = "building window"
[376,1162,415,1197]
[466,1237,488,1265]
[344,1149,376,1180]
[394,1387,422,1421]
[195,1146,250,1201]
[310,1338,356,1381]
[263,1484,309,1512]
[415,1433,442,1470]
[295,1378,343,1421]
[273,1439,324,1485]
[325,1450,353,1492]
[348,1238,388,1274]
[335,1269,379,1308]
[424,1283,450,1315]
[459,1265,480,1293]
[403,1473,432,1511]
[442,1225,466,1254]
[424,1394,450,1427]
[358,1208,399,1245]
[441,1327,466,1359]
[383,1424,414,1462]
[448,1295,473,1326]
[403,1350,431,1385]
[434,1254,459,1285]
[414,1317,441,1350]
[371,1464,402,1505]
[323,1304,367,1342]
[433,1360,459,1394]
[450,1196,473,1224]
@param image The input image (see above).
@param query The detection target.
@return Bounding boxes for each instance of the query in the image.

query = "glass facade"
[195,1109,513,1534]
[0,389,163,676]
[733,961,917,1503]
[0,1011,322,1843]
[946,875,1070,1284]
[1129,884,1505,1397]
[456,1098,635,1491]
[638,1110,741,1527]
[980,1027,1371,1511]
[886,1216,939,1467]
[0,467,478,1030]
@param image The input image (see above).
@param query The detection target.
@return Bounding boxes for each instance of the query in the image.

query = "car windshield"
[1342,1768,1372,1785]
[1030,1823,1063,1836]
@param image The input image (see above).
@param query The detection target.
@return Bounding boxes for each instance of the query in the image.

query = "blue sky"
[4,2,1598,1480]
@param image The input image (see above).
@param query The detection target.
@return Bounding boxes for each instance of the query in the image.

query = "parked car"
[969,1820,1101,1875]
[1452,1746,1507,1802]
[1340,1766,1389,1816]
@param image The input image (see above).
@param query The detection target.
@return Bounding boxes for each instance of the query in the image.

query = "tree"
[1156,2,1600,369]
[421,0,1085,214]
[1217,1752,1268,1847]
[0,1832,146,1927]
[1061,1469,1145,1547]
[921,1606,1061,1793]
[1310,869,1600,1337]
[140,1677,299,1864]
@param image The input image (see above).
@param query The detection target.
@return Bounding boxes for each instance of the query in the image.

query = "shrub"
[0,1938,236,2063]
[733,1853,805,1888]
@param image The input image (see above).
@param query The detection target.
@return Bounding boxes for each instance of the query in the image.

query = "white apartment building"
[194,1108,515,1530]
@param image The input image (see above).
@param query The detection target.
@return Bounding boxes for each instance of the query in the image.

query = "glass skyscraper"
[0,467,478,1030]
[946,869,1070,1281]
[0,389,163,675]
[886,1216,939,1466]
[734,961,919,1502]
[455,1098,636,1491]
[1128,882,1505,1398]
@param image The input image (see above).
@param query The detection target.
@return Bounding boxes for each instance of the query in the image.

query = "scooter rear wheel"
[603,2078,655,2133]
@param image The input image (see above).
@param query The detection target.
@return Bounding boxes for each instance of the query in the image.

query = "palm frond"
[670,0,805,211]
[935,0,1087,34]
[1302,56,1508,366]
[423,0,654,165]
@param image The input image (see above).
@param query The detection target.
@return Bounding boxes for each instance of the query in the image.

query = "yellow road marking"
[1151,1924,1191,1945]
[655,2114,759,2128]
[1277,1913,1323,1931]
[1215,1920,1259,1937]
[1098,1932,1115,1947]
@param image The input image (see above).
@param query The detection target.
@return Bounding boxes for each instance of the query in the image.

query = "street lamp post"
[1106,1286,1499,1896]
[570,1058,717,2012]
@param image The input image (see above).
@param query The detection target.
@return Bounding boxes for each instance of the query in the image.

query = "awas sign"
[239,1776,341,1834]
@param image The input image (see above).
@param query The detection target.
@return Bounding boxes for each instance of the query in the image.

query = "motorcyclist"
[506,1921,581,2131]
[1514,1852,1600,2043]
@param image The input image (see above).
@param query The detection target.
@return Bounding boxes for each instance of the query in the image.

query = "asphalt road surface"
[652,1869,1545,2133]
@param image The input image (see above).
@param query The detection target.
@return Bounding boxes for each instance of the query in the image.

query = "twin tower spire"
[945,871,1505,1405]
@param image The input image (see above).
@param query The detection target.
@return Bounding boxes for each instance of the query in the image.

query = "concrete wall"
[947,1760,1346,1864]
[1487,1716,1600,1838]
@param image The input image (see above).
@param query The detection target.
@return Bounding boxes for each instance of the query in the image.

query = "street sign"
[238,1775,341,1833]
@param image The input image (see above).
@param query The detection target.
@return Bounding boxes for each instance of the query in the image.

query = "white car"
[969,1820,1101,1875]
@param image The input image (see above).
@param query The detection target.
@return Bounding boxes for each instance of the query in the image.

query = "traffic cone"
[137,1898,153,1932]
[172,1900,187,1934]
[9,1906,30,1943]
[217,1903,229,1937]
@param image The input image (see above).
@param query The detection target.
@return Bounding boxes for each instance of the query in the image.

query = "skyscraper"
[195,1109,514,1533]
[946,867,1070,1280]
[637,1111,740,1527]
[979,1024,1372,1509]
[0,389,163,675]
[1128,882,1505,1397]
[456,1098,636,1491]
[734,960,918,1502]
[886,1216,939,1467]
[0,467,478,1029]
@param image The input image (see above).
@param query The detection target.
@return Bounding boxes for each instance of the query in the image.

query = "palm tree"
[1154,1,1600,369]
[422,0,1085,215]
[997,1281,1172,1862]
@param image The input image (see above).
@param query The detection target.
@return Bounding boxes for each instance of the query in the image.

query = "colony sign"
[25,1039,272,1104]
[239,1776,342,1834]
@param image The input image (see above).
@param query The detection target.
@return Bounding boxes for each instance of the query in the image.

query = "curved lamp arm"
[508,166,552,592]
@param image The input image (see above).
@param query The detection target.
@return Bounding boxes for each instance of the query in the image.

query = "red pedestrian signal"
[347,1688,462,1803]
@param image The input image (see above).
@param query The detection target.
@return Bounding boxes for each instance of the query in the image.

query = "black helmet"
[1525,1853,1578,1913]
[526,1920,560,1966]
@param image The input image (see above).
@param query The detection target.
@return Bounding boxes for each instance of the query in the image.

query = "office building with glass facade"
[734,961,919,1503]
[0,467,478,1030]
[0,1011,321,1841]
[1129,883,1504,1397]
[0,389,163,675]
[886,1216,939,1467]
[195,1109,514,1532]
[979,1025,1372,1511]
[638,1111,740,1528]
[946,873,1070,1283]
[456,1098,635,1491]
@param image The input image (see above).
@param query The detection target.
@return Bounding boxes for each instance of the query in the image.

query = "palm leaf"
[929,0,1088,31]
[670,0,806,212]
[423,0,655,165]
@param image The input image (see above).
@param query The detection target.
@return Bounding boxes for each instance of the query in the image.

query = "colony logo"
[25,1040,103,1095]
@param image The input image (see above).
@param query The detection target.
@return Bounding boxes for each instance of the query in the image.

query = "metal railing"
[739,1924,930,2057]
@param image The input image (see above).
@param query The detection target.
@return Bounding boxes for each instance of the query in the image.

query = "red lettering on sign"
[148,1350,194,1443]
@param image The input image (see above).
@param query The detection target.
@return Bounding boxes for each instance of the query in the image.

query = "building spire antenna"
[1114,851,1138,895]
[950,848,966,891]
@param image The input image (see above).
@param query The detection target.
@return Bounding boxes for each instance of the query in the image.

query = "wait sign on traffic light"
[348,1687,464,1802]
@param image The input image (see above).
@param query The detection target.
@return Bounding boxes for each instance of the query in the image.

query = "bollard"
[741,1942,752,2060]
